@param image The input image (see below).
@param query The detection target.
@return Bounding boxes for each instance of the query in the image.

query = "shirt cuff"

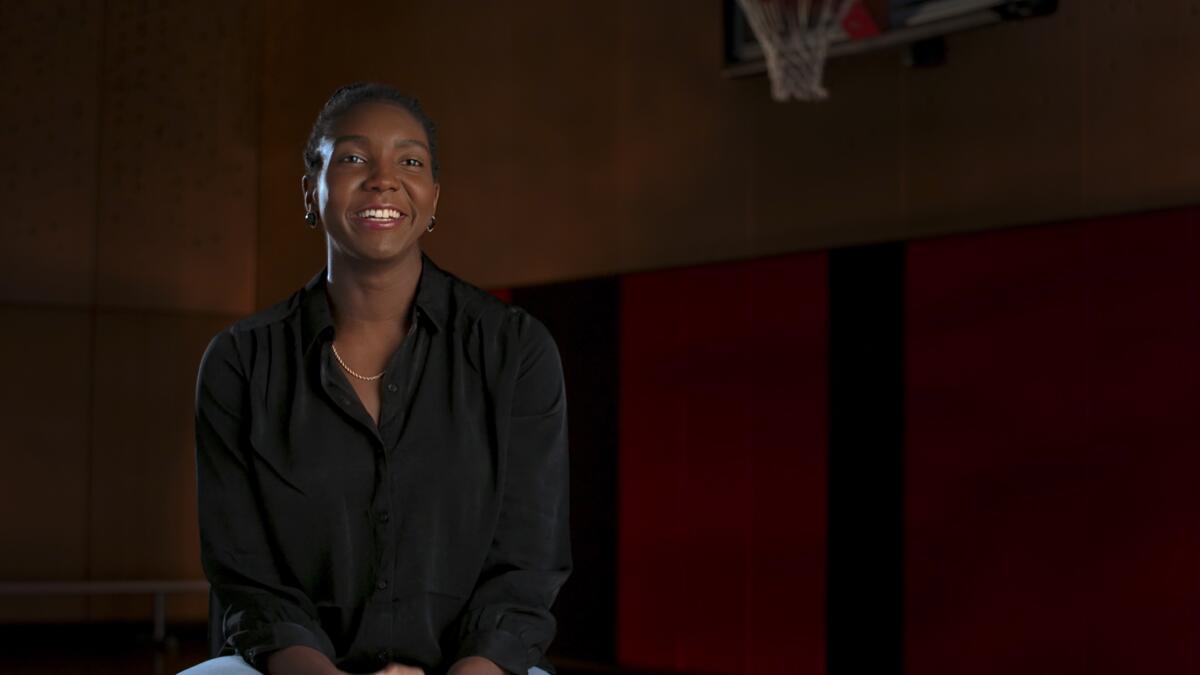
[455,629,537,675]
[231,621,335,671]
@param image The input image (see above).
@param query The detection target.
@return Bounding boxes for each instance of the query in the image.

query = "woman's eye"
[401,158,424,167]
[339,154,366,164]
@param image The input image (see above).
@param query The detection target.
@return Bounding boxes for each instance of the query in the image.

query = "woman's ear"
[301,175,315,212]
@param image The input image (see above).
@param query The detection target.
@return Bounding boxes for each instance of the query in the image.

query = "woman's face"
[304,102,439,265]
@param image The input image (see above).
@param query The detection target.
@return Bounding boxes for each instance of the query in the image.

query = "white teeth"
[358,208,402,219]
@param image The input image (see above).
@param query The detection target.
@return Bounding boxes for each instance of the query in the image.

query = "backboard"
[724,0,1059,77]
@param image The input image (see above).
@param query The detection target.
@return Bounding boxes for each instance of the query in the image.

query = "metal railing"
[0,580,209,641]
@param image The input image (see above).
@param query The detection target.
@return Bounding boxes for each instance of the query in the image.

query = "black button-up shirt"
[195,256,570,674]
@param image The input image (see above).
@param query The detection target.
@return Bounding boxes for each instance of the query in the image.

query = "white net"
[735,0,856,102]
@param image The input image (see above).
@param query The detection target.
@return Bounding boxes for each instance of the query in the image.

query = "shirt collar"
[414,253,450,333]
[300,253,448,353]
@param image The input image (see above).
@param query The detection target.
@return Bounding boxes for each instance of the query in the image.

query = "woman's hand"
[375,664,425,675]
[445,656,503,675]
[265,645,345,675]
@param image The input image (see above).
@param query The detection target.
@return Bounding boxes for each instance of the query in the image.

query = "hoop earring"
[305,211,317,228]
[426,216,437,233]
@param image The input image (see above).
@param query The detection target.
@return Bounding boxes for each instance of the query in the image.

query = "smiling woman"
[305,90,440,286]
[180,83,570,675]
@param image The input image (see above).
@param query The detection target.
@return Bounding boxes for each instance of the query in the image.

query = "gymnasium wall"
[0,0,259,622]
[1,1,1197,666]
[531,206,1199,673]
[904,208,1200,674]
[257,0,1200,294]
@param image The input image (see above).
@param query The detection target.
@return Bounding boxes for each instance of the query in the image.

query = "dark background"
[1,1,1198,673]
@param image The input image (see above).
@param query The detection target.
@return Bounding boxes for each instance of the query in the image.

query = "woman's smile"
[349,204,409,230]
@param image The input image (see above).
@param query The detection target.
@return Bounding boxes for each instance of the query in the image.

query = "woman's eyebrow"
[331,135,428,152]
[393,138,429,151]
[332,134,369,146]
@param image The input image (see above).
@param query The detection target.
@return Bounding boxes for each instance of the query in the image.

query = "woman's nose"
[364,166,399,192]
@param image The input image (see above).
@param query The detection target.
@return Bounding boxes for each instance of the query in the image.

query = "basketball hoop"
[735,0,856,101]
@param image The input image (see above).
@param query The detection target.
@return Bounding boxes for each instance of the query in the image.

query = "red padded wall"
[906,208,1200,674]
[617,253,828,674]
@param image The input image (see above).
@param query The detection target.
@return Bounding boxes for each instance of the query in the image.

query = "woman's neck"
[325,248,422,333]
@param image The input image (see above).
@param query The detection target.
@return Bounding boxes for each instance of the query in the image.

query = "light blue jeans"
[178,656,551,675]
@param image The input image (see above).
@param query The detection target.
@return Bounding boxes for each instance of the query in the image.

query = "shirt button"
[386,383,398,393]
[378,511,390,523]
[377,579,388,590]
[378,650,390,662]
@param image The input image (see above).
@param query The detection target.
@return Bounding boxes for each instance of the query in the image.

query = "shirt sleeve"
[453,312,572,674]
[195,330,338,671]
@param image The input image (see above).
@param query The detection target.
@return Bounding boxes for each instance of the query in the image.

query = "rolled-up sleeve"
[454,313,572,674]
[195,331,336,670]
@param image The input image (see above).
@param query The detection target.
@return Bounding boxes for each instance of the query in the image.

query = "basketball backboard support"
[723,0,1059,78]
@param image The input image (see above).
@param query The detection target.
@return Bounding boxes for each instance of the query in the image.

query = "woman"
[181,83,570,675]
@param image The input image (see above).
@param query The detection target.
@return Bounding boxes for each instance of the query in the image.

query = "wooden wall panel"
[903,2,1085,237]
[613,2,755,275]
[1082,0,1200,214]
[86,311,233,622]
[0,0,102,305]
[0,308,92,621]
[95,0,257,314]
[750,49,905,254]
[433,3,622,287]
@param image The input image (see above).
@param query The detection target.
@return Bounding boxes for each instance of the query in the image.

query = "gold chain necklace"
[331,343,385,382]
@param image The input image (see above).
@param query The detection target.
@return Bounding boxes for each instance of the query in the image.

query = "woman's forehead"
[328,102,427,144]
